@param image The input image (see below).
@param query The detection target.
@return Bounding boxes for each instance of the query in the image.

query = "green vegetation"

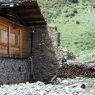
[37,0,95,61]
[76,51,95,62]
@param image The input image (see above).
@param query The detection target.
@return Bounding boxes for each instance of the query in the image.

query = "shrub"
[70,12,75,16]
[73,8,78,14]
[68,0,78,3]
[76,21,80,24]
[77,51,93,62]
[65,10,76,18]
[74,42,78,44]
[65,13,69,17]
[93,5,95,8]
[63,9,68,13]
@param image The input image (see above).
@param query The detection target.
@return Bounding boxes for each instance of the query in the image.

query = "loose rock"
[0,77,95,95]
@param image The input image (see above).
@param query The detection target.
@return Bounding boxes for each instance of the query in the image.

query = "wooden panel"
[10,27,20,57]
[11,46,19,57]
[0,16,30,31]
[22,30,31,57]
[0,45,8,54]
[0,24,8,31]
[8,25,11,57]
[0,23,8,55]
[0,16,31,58]
[0,30,8,44]
[19,30,22,57]
[11,33,16,45]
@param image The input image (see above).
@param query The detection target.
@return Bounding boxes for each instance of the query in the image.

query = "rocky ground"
[0,77,95,95]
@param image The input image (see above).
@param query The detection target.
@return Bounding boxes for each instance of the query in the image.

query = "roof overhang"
[0,0,46,27]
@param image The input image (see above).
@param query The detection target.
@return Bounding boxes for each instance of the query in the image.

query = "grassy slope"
[54,1,95,54]
[38,0,95,56]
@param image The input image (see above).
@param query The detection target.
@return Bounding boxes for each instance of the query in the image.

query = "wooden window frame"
[0,16,29,58]
[10,29,20,48]
[0,24,8,46]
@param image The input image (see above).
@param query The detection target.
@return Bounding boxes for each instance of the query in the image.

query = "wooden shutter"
[10,33,16,46]
[0,24,8,45]
[1,30,8,44]
[10,31,19,47]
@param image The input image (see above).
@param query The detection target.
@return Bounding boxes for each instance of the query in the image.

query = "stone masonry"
[32,26,60,82]
[0,26,60,84]
[0,58,30,85]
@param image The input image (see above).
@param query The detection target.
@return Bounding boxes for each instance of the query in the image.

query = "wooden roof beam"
[17,11,41,15]
[22,14,44,19]
[27,21,46,23]
[26,22,47,26]
[13,5,39,10]
[16,8,41,14]
[23,18,45,21]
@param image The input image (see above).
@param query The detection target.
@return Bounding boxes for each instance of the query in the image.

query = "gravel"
[0,77,95,95]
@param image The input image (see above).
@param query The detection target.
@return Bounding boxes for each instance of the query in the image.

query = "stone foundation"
[0,58,30,85]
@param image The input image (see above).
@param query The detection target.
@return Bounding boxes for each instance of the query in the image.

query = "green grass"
[54,5,95,54]
[48,1,95,54]
[38,0,95,60]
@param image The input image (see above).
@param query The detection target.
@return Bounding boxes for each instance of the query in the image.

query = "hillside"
[37,0,95,61]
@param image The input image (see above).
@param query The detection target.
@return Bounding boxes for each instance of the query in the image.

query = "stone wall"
[32,26,60,82]
[32,26,60,64]
[0,58,30,85]
[58,63,95,78]
[0,26,61,84]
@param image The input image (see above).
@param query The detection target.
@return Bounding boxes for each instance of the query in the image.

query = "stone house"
[0,0,60,84]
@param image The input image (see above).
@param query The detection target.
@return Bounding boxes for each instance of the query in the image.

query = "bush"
[77,51,93,62]
[76,21,80,24]
[73,8,78,14]
[68,0,78,3]
[63,9,68,13]
[70,12,75,17]
[93,5,95,8]
[65,13,69,17]
[65,11,76,18]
